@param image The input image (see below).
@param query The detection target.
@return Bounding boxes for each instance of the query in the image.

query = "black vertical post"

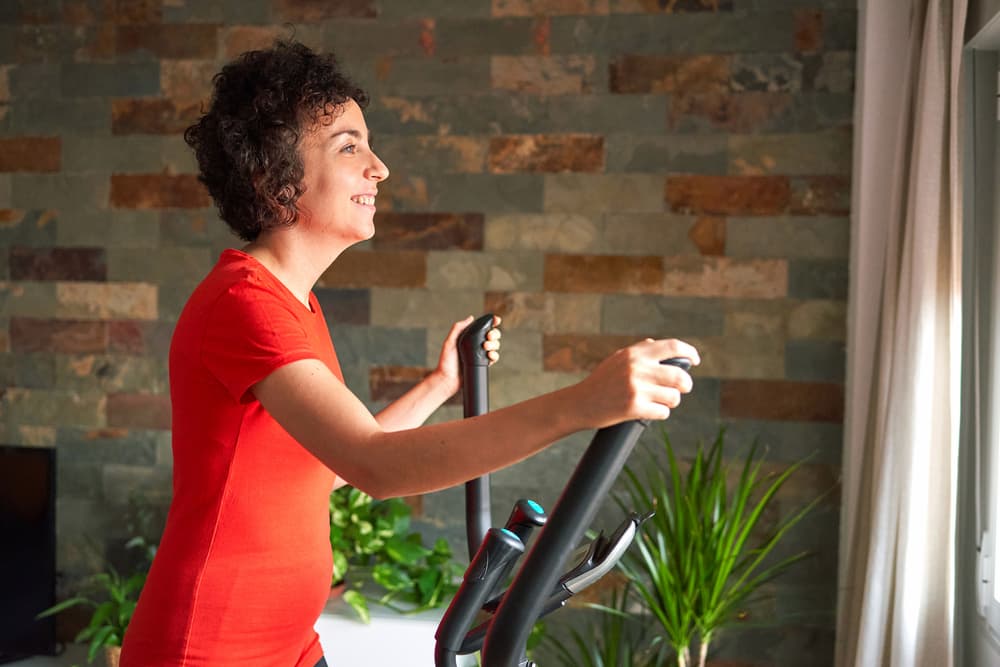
[457,314,495,560]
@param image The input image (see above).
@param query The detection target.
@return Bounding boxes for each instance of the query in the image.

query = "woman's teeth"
[351,195,375,206]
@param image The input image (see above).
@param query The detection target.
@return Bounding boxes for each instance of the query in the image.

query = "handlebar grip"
[457,313,495,368]
[662,356,692,372]
[435,528,524,660]
[503,499,547,543]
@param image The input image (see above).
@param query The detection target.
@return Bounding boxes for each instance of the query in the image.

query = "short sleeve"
[201,279,320,403]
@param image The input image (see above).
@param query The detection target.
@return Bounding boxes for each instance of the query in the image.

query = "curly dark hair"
[184,40,369,242]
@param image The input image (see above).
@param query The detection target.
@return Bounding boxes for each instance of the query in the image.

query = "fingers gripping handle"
[457,313,496,369]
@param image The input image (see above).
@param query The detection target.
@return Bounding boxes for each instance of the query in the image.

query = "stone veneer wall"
[0,1,854,664]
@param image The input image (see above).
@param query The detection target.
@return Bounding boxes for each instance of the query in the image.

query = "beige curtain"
[836,1,966,666]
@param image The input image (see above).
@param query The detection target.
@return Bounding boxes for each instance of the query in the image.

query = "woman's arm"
[373,316,500,432]
[254,337,698,499]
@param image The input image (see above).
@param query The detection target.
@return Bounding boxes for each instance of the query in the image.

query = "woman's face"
[295,99,389,245]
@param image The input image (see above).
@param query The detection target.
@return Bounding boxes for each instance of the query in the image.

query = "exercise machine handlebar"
[480,356,691,667]
[439,314,692,666]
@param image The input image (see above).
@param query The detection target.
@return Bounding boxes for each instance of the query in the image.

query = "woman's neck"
[242,232,345,308]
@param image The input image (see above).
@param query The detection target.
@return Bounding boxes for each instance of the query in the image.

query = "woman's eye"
[341,144,357,154]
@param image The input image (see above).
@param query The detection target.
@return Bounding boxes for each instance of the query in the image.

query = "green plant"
[543,584,653,667]
[36,495,161,664]
[329,486,463,622]
[617,428,822,667]
[36,543,151,664]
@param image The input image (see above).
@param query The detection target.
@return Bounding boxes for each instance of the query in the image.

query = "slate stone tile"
[610,54,729,94]
[369,287,484,328]
[9,247,106,281]
[108,319,175,356]
[602,294,724,337]
[428,250,544,291]
[484,291,602,333]
[731,53,803,92]
[327,323,427,367]
[60,63,160,98]
[492,54,598,94]
[12,174,109,209]
[107,392,170,429]
[785,339,846,382]
[727,217,849,259]
[369,365,461,405]
[788,259,848,299]
[9,98,111,134]
[313,288,371,326]
[605,134,726,173]
[436,17,541,57]
[318,249,426,288]
[0,209,58,246]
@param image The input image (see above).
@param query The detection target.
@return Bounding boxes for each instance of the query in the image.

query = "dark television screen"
[0,445,57,660]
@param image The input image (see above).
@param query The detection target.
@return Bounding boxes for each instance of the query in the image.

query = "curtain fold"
[836,1,966,666]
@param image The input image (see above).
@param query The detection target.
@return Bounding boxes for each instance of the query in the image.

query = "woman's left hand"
[436,315,503,387]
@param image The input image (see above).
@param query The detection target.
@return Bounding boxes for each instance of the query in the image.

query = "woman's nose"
[367,153,389,182]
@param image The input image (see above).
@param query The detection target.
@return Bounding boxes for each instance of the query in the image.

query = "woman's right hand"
[571,338,701,429]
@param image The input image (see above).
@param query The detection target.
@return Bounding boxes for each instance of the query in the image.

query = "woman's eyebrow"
[330,128,370,144]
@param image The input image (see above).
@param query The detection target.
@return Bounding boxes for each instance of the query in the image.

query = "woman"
[119,40,699,667]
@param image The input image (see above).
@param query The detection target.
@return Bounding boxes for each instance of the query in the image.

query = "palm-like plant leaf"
[617,427,820,667]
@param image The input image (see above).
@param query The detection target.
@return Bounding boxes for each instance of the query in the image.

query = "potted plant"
[36,497,160,666]
[614,427,824,667]
[329,486,463,622]
[36,563,143,666]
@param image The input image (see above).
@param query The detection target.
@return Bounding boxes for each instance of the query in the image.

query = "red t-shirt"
[121,250,341,667]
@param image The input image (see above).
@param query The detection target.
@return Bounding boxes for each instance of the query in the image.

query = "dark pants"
[315,659,328,667]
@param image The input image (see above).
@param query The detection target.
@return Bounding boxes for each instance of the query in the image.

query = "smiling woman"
[116,39,698,667]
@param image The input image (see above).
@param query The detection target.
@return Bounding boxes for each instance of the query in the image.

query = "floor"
[5,597,476,667]
[2,643,89,667]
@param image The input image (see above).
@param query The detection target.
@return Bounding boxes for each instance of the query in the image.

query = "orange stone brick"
[77,24,117,59]
[543,333,636,372]
[420,18,436,57]
[373,212,484,251]
[113,0,162,24]
[610,54,729,94]
[720,379,844,422]
[223,26,290,59]
[665,175,790,216]
[108,392,171,429]
[116,24,218,59]
[112,98,203,135]
[62,0,109,24]
[544,254,663,293]
[318,250,426,288]
[0,137,60,173]
[533,16,551,55]
[795,9,823,53]
[110,174,211,209]
[662,256,787,299]
[492,0,610,16]
[790,175,850,215]
[489,135,604,173]
[10,318,108,353]
[688,216,725,256]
